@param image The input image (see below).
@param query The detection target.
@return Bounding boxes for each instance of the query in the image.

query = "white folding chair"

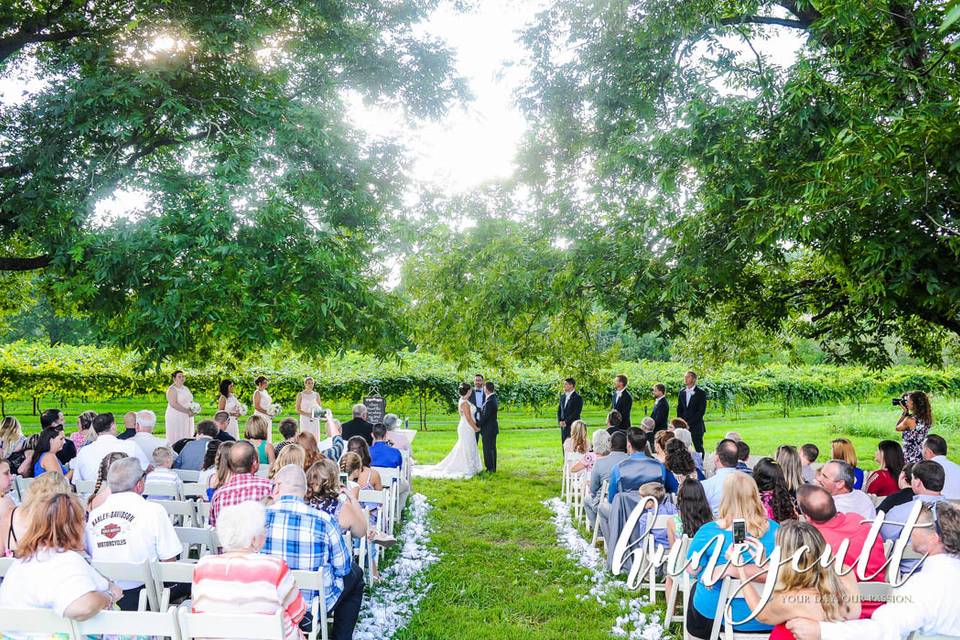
[907,634,960,640]
[92,560,161,612]
[73,606,182,639]
[15,475,33,498]
[358,488,389,572]
[151,560,197,609]
[0,556,14,578]
[711,577,772,640]
[562,452,584,503]
[175,469,201,482]
[74,479,97,495]
[372,466,402,527]
[145,480,183,501]
[591,480,609,546]
[181,482,206,500]
[157,499,197,527]
[290,568,330,640]
[0,607,75,637]
[870,493,884,507]
[194,499,212,527]
[178,608,285,640]
[175,526,220,559]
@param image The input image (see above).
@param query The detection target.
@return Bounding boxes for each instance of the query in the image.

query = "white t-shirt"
[85,491,181,588]
[72,434,149,482]
[0,548,109,620]
[132,431,167,461]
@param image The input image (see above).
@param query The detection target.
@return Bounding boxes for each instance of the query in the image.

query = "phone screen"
[339,472,348,485]
[733,518,746,544]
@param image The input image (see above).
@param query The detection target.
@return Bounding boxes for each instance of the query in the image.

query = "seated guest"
[70,411,97,450]
[800,443,819,484]
[563,420,589,454]
[571,429,611,475]
[205,441,234,502]
[880,460,946,576]
[341,404,374,446]
[0,459,13,521]
[736,520,860,638]
[639,416,656,450]
[669,417,688,431]
[666,478,712,544]
[923,434,960,499]
[41,409,77,467]
[652,429,674,464]
[245,414,276,466]
[264,465,364,640]
[686,472,780,638]
[735,441,752,472]
[635,482,677,552]
[131,410,165,460]
[0,471,71,557]
[776,444,806,494]
[86,457,182,610]
[786,502,960,640]
[878,463,916,514]
[832,438,865,490]
[701,439,741,515]
[0,493,124,622]
[198,440,221,494]
[753,457,798,522]
[865,440,904,497]
[605,410,624,435]
[585,430,628,527]
[212,410,237,443]
[86,452,128,511]
[117,411,137,440]
[209,440,273,526]
[175,420,219,471]
[382,413,411,454]
[370,423,409,509]
[145,446,182,500]
[297,431,324,470]
[607,428,678,504]
[274,418,299,456]
[305,459,369,538]
[29,427,72,479]
[672,427,704,473]
[192,501,306,640]
[664,438,703,485]
[817,460,876,520]
[72,412,148,481]
[269,444,306,480]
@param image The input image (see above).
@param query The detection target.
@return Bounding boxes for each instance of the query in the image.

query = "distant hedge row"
[2,341,959,413]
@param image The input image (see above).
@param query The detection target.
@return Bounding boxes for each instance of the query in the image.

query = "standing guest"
[817,460,876,520]
[666,478,713,544]
[131,409,165,460]
[264,465,363,640]
[801,443,820,483]
[305,459,369,538]
[865,440,905,497]
[776,445,806,493]
[175,420,220,471]
[607,428,678,503]
[664,438,703,485]
[832,438,865,490]
[611,374,633,429]
[296,431,324,471]
[245,414,276,467]
[878,463,916,514]
[585,431,628,527]
[252,376,276,443]
[672,427,705,473]
[923,434,960,499]
[165,370,196,444]
[86,457,181,610]
[209,441,274,526]
[0,493,124,622]
[145,446,182,500]
[40,409,77,467]
[0,470,72,556]
[735,441,753,472]
[70,411,98,450]
[558,377,584,447]
[786,502,960,640]
[701,439,741,515]
[563,420,589,454]
[753,457,798,522]
[192,501,306,640]
[896,389,932,464]
[269,445,307,480]
[605,410,624,435]
[217,379,243,439]
[676,370,707,456]
[341,404,374,446]
[571,429,612,476]
[295,377,322,439]
[117,411,137,440]
[29,428,72,479]
[0,416,27,462]
[275,418,300,457]
[212,410,237,443]
[651,383,669,436]
[880,460,946,576]
[86,452,129,511]
[382,414,411,455]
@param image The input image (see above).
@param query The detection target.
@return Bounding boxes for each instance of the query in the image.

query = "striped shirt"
[192,552,306,640]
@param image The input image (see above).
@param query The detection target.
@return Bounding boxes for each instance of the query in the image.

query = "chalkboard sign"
[364,396,386,424]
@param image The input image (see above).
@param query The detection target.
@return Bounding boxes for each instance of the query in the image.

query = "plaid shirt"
[209,473,273,526]
[262,495,352,611]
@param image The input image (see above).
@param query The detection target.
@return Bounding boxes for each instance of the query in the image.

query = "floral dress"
[902,419,930,464]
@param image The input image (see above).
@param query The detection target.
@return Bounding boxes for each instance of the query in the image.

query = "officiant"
[472,373,486,441]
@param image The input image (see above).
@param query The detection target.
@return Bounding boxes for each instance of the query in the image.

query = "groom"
[477,381,499,473]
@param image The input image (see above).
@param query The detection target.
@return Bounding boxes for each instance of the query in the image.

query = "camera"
[892,397,907,407]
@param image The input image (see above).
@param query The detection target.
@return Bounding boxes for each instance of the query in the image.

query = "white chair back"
[181,482,206,499]
[92,559,160,611]
[176,469,201,482]
[152,560,197,610]
[175,526,220,559]
[0,556,14,578]
[144,480,183,501]
[156,499,197,527]
[74,479,97,495]
[195,499,212,527]
[73,606,182,639]
[15,475,33,498]
[178,608,285,640]
[290,568,329,640]
[0,607,74,636]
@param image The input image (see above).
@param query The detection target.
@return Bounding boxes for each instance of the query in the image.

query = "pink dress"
[165,385,195,442]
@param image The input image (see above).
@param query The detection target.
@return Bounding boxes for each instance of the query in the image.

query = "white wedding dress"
[415,398,482,479]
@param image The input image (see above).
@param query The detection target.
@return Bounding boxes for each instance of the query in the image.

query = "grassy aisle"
[395,429,638,640]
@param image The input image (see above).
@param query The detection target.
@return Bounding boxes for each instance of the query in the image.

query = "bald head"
[797,484,837,523]
[274,465,307,498]
[229,441,258,474]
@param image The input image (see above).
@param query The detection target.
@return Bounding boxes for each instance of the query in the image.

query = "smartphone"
[732,518,746,544]
[339,472,349,485]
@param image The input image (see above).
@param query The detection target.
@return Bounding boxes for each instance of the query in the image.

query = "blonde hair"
[569,420,588,454]
[22,471,72,514]
[774,520,854,620]
[717,472,769,538]
[831,438,858,467]
[340,451,363,476]
[213,441,235,489]
[776,445,805,493]
[305,459,341,503]
[244,414,271,440]
[0,416,23,455]
[270,444,306,479]
[87,452,127,508]
[638,481,666,502]
[152,446,175,469]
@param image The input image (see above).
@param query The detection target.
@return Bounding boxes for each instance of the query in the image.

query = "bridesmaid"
[296,377,321,440]
[252,376,274,443]
[217,379,242,439]
[165,370,196,443]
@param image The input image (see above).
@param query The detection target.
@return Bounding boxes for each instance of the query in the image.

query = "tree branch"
[719,16,809,30]
[0,255,52,271]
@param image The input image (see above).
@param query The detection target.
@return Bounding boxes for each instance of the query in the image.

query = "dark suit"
[612,389,633,429]
[341,417,374,446]
[677,386,707,455]
[557,391,583,445]
[477,393,499,472]
[472,387,486,427]
[651,396,669,433]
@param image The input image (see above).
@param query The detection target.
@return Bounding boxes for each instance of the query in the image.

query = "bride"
[415,382,482,479]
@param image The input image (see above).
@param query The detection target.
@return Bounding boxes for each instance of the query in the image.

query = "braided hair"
[87,451,128,508]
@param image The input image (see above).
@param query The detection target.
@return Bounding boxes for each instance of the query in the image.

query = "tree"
[0,0,465,365]
[516,0,960,368]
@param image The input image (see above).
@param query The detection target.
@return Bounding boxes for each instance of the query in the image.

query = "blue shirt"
[262,495,352,611]
[880,494,945,575]
[33,456,67,478]
[637,501,678,551]
[370,441,402,469]
[702,467,739,516]
[687,519,780,631]
[608,453,678,502]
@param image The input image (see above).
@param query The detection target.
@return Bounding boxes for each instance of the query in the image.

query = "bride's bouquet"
[310,405,326,420]
[188,401,202,416]
[236,403,248,416]
[267,402,282,417]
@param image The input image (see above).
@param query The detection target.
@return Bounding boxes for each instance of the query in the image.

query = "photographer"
[895,391,932,464]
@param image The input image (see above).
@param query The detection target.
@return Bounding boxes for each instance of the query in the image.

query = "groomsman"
[677,370,707,455]
[611,374,633,429]
[557,377,583,446]
[650,383,669,447]
[472,373,486,441]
